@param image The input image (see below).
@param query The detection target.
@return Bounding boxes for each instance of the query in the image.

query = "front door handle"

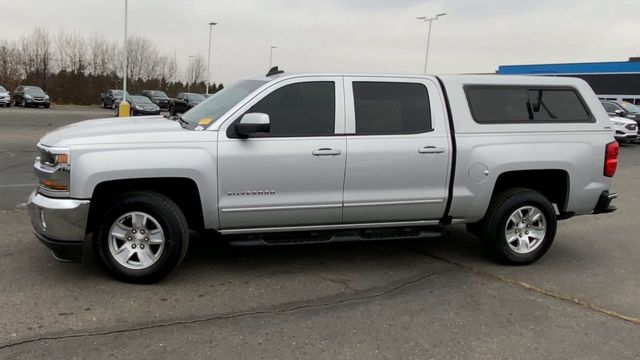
[312,148,342,156]
[419,146,445,154]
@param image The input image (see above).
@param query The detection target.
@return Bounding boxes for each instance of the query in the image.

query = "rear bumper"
[593,190,618,214]
[27,190,90,262]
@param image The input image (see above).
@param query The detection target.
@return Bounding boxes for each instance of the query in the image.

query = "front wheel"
[479,188,557,265]
[95,191,189,283]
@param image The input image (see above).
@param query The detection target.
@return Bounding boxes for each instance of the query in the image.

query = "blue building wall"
[497,61,640,75]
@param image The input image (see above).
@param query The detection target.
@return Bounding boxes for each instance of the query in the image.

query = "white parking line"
[0,184,36,188]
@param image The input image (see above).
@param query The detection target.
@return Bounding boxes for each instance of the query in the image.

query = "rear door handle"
[312,148,342,156]
[419,146,445,154]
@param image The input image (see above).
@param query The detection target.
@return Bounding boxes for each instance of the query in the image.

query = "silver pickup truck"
[27,72,619,283]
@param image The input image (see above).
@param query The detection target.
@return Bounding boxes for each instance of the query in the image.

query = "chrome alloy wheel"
[504,206,546,254]
[108,211,165,270]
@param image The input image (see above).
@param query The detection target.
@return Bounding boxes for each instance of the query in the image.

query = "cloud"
[1,0,639,86]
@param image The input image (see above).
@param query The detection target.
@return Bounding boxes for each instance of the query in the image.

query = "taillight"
[604,141,619,177]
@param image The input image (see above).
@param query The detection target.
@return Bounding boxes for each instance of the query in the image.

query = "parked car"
[601,100,640,127]
[13,86,50,108]
[141,90,171,109]
[610,116,638,143]
[28,73,618,283]
[169,92,205,115]
[0,85,10,107]
[100,90,129,109]
[114,95,161,116]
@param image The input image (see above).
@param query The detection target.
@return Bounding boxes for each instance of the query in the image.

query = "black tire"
[95,191,189,283]
[169,106,175,116]
[479,188,557,265]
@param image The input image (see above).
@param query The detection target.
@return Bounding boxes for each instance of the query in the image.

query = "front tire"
[95,191,189,283]
[479,188,557,265]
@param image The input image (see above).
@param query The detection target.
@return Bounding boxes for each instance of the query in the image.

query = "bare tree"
[188,55,206,84]
[122,36,161,80]
[55,31,87,73]
[0,41,22,88]
[88,34,115,76]
[20,27,52,87]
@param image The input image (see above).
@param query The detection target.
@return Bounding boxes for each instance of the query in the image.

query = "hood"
[609,116,636,125]
[40,116,186,147]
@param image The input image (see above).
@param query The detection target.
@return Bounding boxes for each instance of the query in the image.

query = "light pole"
[187,55,195,92]
[417,13,446,74]
[269,46,278,68]
[206,22,217,94]
[119,0,129,117]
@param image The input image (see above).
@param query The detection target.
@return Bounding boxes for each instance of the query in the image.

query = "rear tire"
[479,188,557,265]
[95,191,189,283]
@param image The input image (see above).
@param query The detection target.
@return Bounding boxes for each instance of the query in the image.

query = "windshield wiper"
[176,115,189,129]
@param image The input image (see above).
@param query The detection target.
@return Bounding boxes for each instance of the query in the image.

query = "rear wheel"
[479,188,557,265]
[95,191,189,283]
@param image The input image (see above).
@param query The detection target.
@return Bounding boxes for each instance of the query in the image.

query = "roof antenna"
[266,66,284,77]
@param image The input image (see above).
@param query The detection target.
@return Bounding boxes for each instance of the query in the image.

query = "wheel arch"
[87,177,206,234]
[489,169,570,215]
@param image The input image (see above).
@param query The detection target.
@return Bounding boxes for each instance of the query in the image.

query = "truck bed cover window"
[466,86,592,123]
[353,82,432,134]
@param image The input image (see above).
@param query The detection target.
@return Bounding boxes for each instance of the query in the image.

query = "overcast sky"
[1,0,639,86]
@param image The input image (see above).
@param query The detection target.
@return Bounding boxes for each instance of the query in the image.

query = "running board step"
[227,226,442,246]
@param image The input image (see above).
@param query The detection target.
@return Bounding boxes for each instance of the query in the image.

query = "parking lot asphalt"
[1,107,639,359]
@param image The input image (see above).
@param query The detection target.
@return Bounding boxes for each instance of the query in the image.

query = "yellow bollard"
[118,101,131,118]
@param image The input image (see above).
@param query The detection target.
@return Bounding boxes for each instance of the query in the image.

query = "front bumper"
[27,190,90,262]
[593,190,618,214]
[25,99,50,106]
[0,98,10,105]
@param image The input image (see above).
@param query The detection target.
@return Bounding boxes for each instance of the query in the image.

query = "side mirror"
[235,113,270,137]
[615,109,626,117]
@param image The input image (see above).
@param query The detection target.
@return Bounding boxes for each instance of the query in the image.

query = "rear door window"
[466,86,592,123]
[352,82,432,134]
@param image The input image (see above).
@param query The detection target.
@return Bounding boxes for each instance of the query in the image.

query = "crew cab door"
[342,76,451,223]
[217,77,346,230]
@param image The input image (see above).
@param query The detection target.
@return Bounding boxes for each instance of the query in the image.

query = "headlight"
[44,95,50,100]
[135,105,143,110]
[24,94,33,99]
[612,121,625,126]
[36,146,70,192]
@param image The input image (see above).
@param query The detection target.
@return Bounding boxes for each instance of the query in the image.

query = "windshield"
[131,96,153,104]
[25,87,45,95]
[0,86,6,92]
[113,90,129,97]
[149,91,168,98]
[182,80,267,129]
[187,93,205,101]
[619,101,640,113]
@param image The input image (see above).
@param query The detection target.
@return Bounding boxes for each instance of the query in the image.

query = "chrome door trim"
[343,199,443,208]
[220,219,440,235]
[221,203,342,213]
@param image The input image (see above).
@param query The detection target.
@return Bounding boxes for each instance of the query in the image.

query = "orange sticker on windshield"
[198,118,213,125]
